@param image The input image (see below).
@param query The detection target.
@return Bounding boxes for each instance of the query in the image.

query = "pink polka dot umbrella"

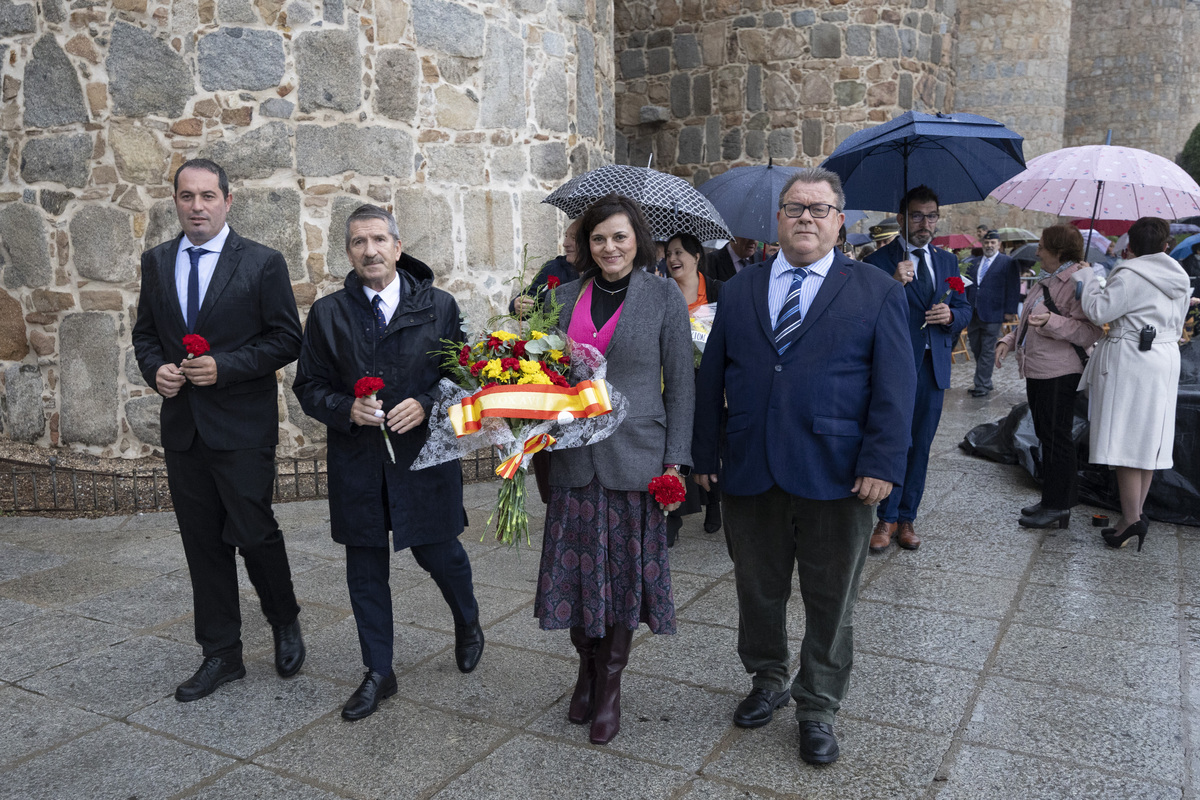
[989,145,1200,225]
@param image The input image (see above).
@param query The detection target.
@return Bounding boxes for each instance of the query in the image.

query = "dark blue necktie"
[185,246,207,333]
[773,267,810,355]
[372,294,388,339]
[913,249,933,304]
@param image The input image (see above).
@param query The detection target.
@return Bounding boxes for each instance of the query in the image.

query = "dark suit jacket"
[864,239,971,390]
[704,247,737,282]
[965,252,1020,323]
[132,229,302,452]
[693,250,916,499]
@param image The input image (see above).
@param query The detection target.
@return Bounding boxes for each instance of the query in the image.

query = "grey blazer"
[549,268,695,492]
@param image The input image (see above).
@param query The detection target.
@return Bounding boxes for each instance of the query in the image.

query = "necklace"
[592,280,628,296]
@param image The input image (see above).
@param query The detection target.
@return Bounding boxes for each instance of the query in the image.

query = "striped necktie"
[371,294,388,340]
[773,267,810,355]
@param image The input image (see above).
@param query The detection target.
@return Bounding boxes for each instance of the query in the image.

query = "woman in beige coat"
[996,224,1103,529]
[1075,217,1192,551]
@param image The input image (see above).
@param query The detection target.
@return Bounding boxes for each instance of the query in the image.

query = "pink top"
[567,280,624,355]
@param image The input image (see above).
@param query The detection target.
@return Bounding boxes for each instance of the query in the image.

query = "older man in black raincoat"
[293,203,483,721]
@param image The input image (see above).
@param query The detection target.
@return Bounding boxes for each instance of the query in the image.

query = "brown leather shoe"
[869,521,896,554]
[896,521,921,551]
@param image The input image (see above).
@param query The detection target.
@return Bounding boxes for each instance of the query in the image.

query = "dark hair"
[345,204,401,249]
[173,158,229,198]
[837,224,847,245]
[777,166,846,211]
[1040,223,1084,263]
[574,194,657,275]
[1127,217,1171,258]
[899,184,939,215]
[666,232,704,262]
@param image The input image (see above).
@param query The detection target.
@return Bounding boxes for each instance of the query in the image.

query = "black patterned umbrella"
[543,164,731,242]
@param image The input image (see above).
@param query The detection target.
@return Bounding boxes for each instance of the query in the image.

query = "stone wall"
[0,0,613,457]
[611,0,957,184]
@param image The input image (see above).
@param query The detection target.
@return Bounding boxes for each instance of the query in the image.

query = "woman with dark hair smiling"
[663,231,725,541]
[533,193,695,745]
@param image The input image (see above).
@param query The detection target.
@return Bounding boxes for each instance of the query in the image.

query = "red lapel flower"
[182,334,210,359]
[547,275,561,289]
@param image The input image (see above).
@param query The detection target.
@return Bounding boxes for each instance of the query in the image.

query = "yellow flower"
[518,371,552,385]
[548,348,563,362]
[518,360,542,374]
[481,359,503,379]
[529,330,547,340]
[490,330,518,342]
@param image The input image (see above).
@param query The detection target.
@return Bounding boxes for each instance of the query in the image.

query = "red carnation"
[648,475,687,505]
[354,376,385,398]
[458,345,471,366]
[182,334,209,359]
[548,371,569,387]
[512,340,527,358]
[487,336,503,352]
[547,275,561,290]
[501,357,520,372]
[470,360,487,376]
[945,275,966,295]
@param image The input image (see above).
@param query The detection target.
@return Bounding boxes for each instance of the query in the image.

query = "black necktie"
[772,267,810,355]
[372,294,388,339]
[913,249,933,304]
[185,246,207,333]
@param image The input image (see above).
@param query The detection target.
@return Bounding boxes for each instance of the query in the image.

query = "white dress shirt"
[361,273,403,325]
[174,224,231,321]
[767,247,835,327]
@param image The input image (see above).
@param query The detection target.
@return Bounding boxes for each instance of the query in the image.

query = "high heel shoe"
[1102,513,1149,538]
[1102,519,1148,552]
[1018,507,1070,529]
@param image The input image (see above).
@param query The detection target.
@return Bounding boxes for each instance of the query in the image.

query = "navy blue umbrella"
[821,111,1026,213]
[698,160,865,243]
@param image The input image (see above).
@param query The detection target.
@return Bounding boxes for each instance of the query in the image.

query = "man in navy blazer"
[863,186,971,553]
[693,167,915,765]
[964,230,1020,396]
[133,159,305,702]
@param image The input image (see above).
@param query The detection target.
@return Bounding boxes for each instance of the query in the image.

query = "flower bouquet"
[688,302,717,369]
[412,254,627,547]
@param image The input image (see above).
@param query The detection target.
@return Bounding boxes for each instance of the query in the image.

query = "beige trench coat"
[1076,252,1192,469]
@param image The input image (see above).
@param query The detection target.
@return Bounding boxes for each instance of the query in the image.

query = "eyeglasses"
[905,212,940,223]
[781,202,841,219]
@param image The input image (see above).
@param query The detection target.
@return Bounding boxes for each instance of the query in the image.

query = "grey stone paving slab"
[279,525,348,560]
[631,621,756,694]
[65,573,192,629]
[869,528,1038,580]
[677,576,806,633]
[18,635,196,716]
[669,570,720,608]
[527,672,733,771]
[854,600,1000,671]
[303,615,454,684]
[966,676,1185,784]
[431,734,690,799]
[1016,583,1180,646]
[993,622,1181,705]
[1028,549,1181,603]
[0,515,127,540]
[467,544,543,592]
[0,524,158,558]
[394,641,567,725]
[0,543,68,582]
[0,723,232,800]
[666,535,737,578]
[677,780,774,799]
[480,610,577,660]
[0,596,42,628]
[0,685,107,769]
[131,670,344,758]
[104,533,189,574]
[1044,522,1181,565]
[392,579,530,632]
[704,716,950,799]
[257,696,508,800]
[157,602,344,662]
[0,558,158,608]
[939,743,1181,799]
[859,563,1021,620]
[179,764,348,799]
[0,611,130,681]
[234,548,328,591]
[842,651,978,735]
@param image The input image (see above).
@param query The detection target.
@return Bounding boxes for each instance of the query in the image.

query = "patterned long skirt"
[534,477,676,637]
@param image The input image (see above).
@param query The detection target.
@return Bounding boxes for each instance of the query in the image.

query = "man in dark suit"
[965,230,1020,396]
[693,167,915,765]
[864,186,971,553]
[704,235,759,281]
[293,204,484,721]
[132,159,305,701]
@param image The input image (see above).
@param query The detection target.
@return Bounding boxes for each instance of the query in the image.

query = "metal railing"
[0,450,502,515]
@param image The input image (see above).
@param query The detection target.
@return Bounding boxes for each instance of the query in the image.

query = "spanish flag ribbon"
[495,432,557,480]
[448,380,612,437]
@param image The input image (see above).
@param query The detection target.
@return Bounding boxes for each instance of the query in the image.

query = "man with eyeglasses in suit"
[863,186,971,554]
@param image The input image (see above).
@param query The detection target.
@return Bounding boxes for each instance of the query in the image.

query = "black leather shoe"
[1021,501,1042,517]
[733,687,791,728]
[455,620,485,673]
[175,656,246,702]
[341,670,397,721]
[273,617,306,678]
[1018,507,1070,529]
[703,503,722,534]
[799,720,839,765]
[969,387,991,397]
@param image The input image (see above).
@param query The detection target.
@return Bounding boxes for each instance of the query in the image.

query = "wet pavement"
[0,361,1195,799]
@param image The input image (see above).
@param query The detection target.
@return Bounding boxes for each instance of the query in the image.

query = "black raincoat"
[293,254,464,550]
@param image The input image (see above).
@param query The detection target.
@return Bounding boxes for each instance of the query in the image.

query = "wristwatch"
[664,463,692,477]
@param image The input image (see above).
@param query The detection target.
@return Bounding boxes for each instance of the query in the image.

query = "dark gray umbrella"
[543,164,731,242]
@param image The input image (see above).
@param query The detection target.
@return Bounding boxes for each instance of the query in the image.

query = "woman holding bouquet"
[995,224,1102,529]
[663,232,725,543]
[534,194,695,744]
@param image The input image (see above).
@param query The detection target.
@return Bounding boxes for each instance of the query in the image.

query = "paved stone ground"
[1,361,1196,800]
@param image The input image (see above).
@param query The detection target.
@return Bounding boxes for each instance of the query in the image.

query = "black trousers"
[345,539,479,674]
[165,435,300,661]
[1026,373,1081,510]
